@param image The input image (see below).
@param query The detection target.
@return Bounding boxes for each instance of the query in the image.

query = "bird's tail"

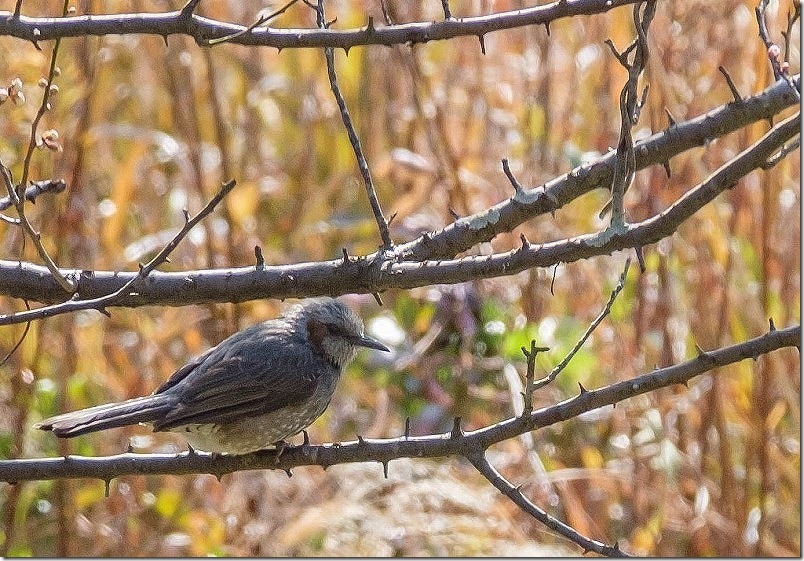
[35,394,174,438]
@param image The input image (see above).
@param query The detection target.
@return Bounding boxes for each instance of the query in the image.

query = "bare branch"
[529,258,631,393]
[467,452,629,556]
[314,0,393,249]
[1,110,797,316]
[0,0,641,49]
[756,0,800,99]
[9,325,798,482]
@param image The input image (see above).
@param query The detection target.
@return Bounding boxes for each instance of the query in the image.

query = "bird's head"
[293,299,390,368]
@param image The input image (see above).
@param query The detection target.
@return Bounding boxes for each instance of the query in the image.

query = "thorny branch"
[0,0,641,49]
[467,452,629,557]
[6,324,799,556]
[1,109,798,320]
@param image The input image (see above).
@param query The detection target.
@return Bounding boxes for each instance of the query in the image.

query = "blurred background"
[0,0,799,556]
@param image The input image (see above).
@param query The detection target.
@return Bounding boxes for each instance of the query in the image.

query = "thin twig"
[756,0,800,99]
[530,258,631,392]
[718,65,743,102]
[9,0,75,292]
[314,0,393,249]
[204,0,301,46]
[0,180,237,324]
[466,452,629,556]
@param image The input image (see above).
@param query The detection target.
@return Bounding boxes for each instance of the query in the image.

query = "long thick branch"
[394,74,800,262]
[0,111,797,317]
[0,0,638,48]
[3,324,797,482]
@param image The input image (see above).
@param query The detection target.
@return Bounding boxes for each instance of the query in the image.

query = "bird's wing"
[152,326,327,431]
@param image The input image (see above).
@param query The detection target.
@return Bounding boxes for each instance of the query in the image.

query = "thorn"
[544,21,550,36]
[662,160,671,178]
[99,308,112,318]
[215,472,223,482]
[104,479,111,498]
[404,417,411,439]
[768,317,776,331]
[695,343,706,356]
[519,233,530,250]
[514,482,524,492]
[365,15,375,33]
[478,34,486,55]
[302,430,310,446]
[254,245,265,269]
[126,442,134,453]
[341,247,350,265]
[450,416,463,439]
[284,468,293,478]
[448,207,460,221]
[183,208,190,223]
[387,212,397,226]
[382,461,389,479]
[372,292,383,306]
[187,443,196,455]
[357,434,365,444]
[578,382,588,394]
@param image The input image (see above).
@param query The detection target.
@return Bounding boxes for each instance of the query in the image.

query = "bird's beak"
[353,334,391,352]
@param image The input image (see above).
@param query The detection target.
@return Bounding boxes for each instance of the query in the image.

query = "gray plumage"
[35,299,389,454]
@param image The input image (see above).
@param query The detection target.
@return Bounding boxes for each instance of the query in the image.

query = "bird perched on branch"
[35,299,390,455]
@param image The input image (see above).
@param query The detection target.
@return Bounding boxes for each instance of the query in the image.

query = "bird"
[35,298,390,455]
